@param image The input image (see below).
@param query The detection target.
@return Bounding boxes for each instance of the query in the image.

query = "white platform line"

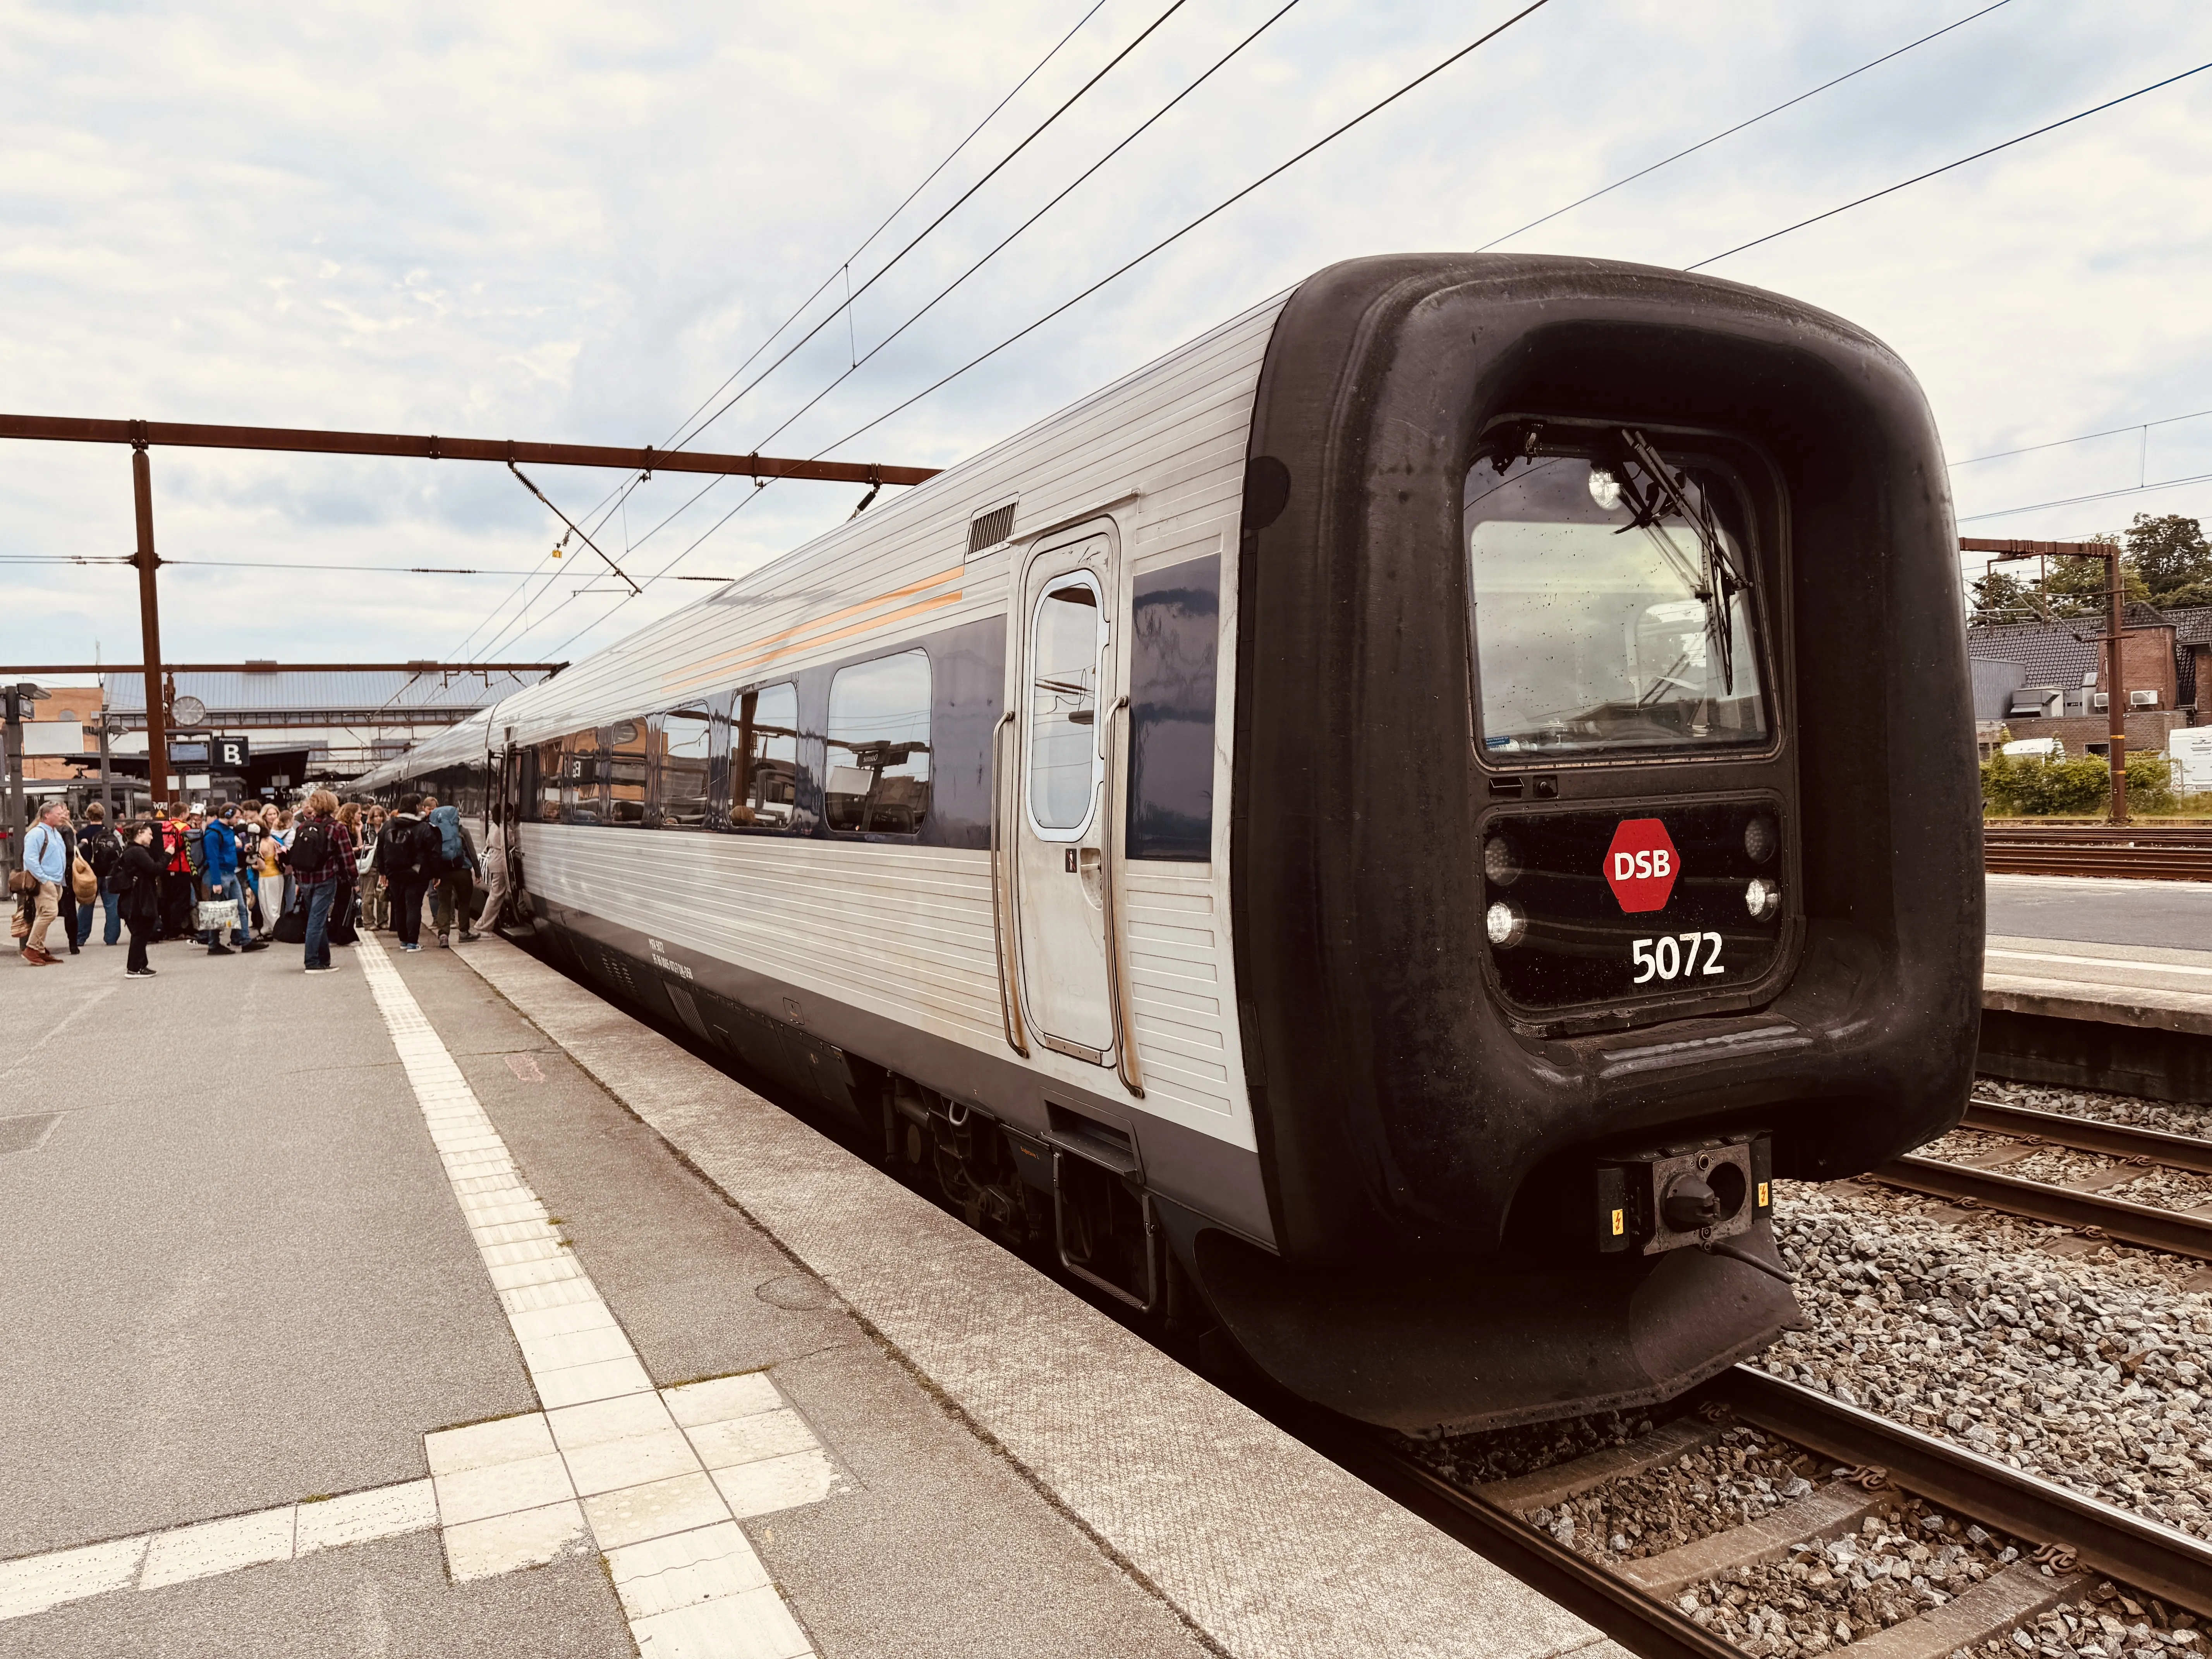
[357,936,823,1656]
[0,1483,436,1624]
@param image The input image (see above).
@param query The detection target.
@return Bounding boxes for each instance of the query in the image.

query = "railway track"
[1984,824,2212,883]
[1865,1097,2212,1264]
[1345,1366,2212,1659]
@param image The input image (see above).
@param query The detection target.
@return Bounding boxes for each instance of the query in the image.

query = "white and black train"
[366,254,1982,1436]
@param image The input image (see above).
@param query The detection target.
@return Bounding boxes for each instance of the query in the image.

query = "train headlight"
[1482,834,1522,888]
[1587,466,1623,511]
[1485,900,1527,948]
[1744,878,1782,921]
[1743,815,1778,864]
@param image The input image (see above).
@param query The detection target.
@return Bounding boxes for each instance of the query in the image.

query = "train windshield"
[1467,444,1767,757]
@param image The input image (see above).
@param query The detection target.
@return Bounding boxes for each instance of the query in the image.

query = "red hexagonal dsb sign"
[1604,818,1680,914]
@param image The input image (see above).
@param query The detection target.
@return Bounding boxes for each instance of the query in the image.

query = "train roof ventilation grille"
[967,502,1017,556]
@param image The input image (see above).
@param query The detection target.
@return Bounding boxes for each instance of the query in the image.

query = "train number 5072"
[1632,932,1725,983]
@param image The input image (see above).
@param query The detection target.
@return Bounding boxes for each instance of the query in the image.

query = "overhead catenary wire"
[505,0,1560,665]
[1475,0,2016,253]
[736,0,1310,464]
[1951,407,2212,468]
[1688,60,2212,270]
[675,0,1201,458]
[1956,470,2212,523]
[807,0,1560,463]
[448,1,1114,663]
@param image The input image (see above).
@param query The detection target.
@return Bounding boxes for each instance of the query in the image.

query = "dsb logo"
[1603,819,1681,914]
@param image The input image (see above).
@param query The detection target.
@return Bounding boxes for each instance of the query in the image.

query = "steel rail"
[0,413,940,487]
[1709,1367,2212,1619]
[1985,827,2212,843]
[1333,1436,1740,1659]
[1864,1158,2212,1261]
[1985,851,2212,881]
[1963,1097,2212,1176]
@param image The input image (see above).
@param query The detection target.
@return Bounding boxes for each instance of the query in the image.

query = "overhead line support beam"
[0,414,941,486]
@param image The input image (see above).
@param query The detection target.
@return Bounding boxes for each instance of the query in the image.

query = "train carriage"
[365,252,1982,1436]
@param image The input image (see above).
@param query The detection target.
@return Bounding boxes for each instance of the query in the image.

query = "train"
[361,253,1982,1437]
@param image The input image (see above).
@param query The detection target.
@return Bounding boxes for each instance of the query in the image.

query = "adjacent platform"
[0,932,1616,1659]
[1982,874,2212,1102]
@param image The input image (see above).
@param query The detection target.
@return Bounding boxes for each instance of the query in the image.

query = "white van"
[2000,737,2066,761]
[2169,726,2212,793]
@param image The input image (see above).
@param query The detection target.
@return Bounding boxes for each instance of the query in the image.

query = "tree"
[2124,514,2212,610]
[1967,568,2035,625]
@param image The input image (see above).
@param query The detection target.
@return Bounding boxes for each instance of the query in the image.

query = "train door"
[1014,529,1118,1063]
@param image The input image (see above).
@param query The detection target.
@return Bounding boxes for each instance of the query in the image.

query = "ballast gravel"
[1918,1128,2212,1214]
[1759,1177,2212,1543]
[1522,1425,1815,1561]
[1976,1079,2212,1141]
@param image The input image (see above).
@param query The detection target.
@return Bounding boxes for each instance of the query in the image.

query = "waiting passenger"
[78,802,123,948]
[286,788,356,974]
[422,798,482,946]
[115,820,166,978]
[373,793,435,953]
[15,799,71,967]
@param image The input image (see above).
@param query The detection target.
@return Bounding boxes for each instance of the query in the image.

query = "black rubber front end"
[1188,1221,1801,1437]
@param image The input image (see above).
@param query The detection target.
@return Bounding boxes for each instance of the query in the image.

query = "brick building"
[1965,603,2212,754]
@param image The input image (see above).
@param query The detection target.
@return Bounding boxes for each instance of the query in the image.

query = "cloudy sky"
[4,0,2210,683]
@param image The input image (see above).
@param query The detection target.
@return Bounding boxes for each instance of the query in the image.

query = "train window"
[1126,555,1218,861]
[536,739,563,823]
[730,682,799,830]
[561,729,604,824]
[825,651,931,835]
[1027,574,1104,836]
[655,706,714,828]
[607,720,649,826]
[1467,442,1768,758]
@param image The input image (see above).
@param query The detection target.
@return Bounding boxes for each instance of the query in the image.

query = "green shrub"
[1981,751,2175,816]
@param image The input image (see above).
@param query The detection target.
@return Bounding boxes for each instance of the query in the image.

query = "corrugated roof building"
[101,668,550,726]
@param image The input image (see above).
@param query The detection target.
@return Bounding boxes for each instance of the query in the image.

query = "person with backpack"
[114,819,166,977]
[285,789,355,973]
[372,794,434,952]
[16,799,72,966]
[156,806,194,941]
[78,802,124,947]
[421,797,483,947]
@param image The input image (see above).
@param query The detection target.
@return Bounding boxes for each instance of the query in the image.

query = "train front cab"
[1188,254,1984,1436]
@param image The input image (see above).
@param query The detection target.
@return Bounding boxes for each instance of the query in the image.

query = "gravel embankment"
[1760,1178,2212,1542]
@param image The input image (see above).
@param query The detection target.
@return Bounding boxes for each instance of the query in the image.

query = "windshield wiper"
[1610,428,1753,694]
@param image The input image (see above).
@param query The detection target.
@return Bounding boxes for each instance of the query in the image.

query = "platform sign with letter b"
[213,735,251,770]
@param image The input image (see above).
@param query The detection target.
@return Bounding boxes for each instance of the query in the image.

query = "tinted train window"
[536,740,563,823]
[560,730,603,824]
[1467,446,1767,757]
[608,721,649,826]
[731,683,799,830]
[826,652,931,835]
[1126,555,1218,860]
[1028,575,1103,835]
[655,706,714,828]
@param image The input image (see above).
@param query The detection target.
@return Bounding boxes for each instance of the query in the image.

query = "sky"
[4,0,2211,685]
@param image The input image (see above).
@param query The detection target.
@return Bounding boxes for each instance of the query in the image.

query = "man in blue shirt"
[200,804,268,957]
[18,799,71,966]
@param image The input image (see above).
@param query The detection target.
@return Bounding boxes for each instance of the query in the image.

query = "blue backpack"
[428,805,466,870]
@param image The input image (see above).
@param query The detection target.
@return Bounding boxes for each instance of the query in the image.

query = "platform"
[1982,875,2212,1101]
[0,931,1615,1659]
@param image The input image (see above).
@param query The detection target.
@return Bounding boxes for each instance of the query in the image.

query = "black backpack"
[286,818,333,874]
[81,826,121,878]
